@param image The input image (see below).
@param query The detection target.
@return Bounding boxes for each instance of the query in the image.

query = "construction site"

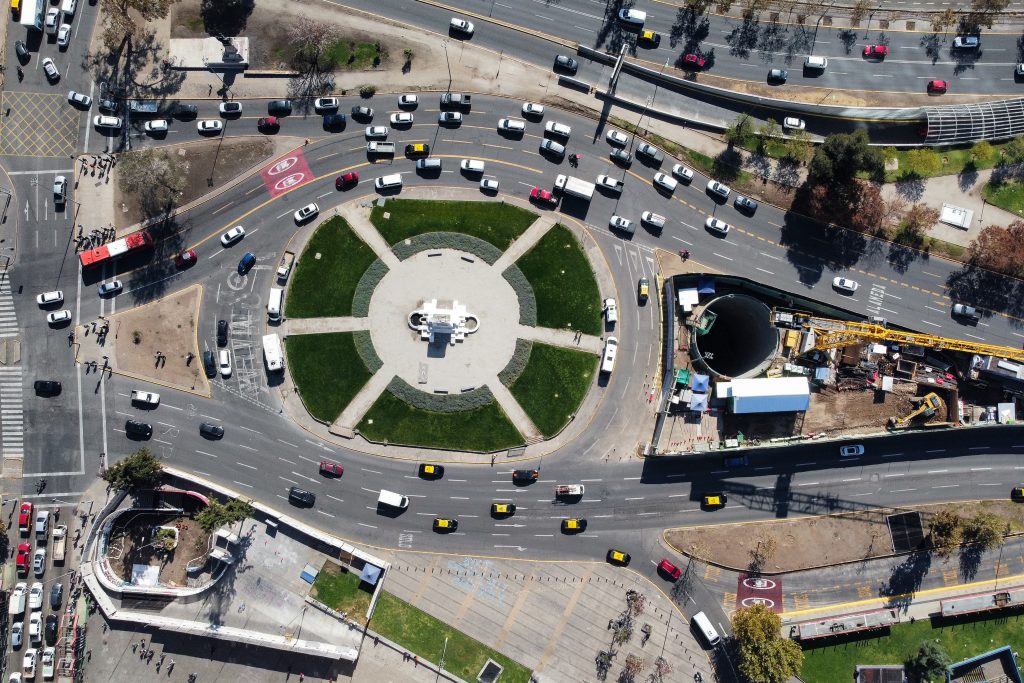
[652,275,1024,455]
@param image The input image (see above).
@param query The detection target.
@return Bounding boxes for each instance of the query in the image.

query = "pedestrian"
[414,656,418,667]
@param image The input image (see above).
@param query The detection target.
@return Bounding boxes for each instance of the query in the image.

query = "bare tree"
[931,8,958,34]
[849,0,870,24]
[287,17,340,99]
[117,149,189,217]
[749,533,778,572]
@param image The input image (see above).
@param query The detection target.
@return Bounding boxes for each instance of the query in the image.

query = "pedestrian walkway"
[517,324,604,355]
[0,364,23,470]
[0,272,20,338]
[491,215,557,271]
[486,376,542,441]
[338,203,401,269]
[330,368,392,437]
[282,316,369,336]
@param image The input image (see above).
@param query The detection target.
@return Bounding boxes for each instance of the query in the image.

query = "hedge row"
[501,265,537,326]
[385,376,497,413]
[352,258,390,318]
[391,232,504,265]
[352,330,383,373]
[498,339,533,387]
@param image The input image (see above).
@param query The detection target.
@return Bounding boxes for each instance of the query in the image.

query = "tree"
[972,140,994,165]
[896,203,940,244]
[966,0,1010,28]
[287,17,340,98]
[742,0,769,19]
[964,512,1008,551]
[903,148,942,178]
[967,221,1024,277]
[118,149,189,216]
[907,640,950,682]
[1004,135,1024,164]
[724,114,754,147]
[619,654,646,683]
[929,509,964,555]
[651,657,673,683]
[715,0,733,13]
[732,604,804,683]
[99,0,173,56]
[196,497,254,533]
[758,119,781,153]
[850,0,870,24]
[808,130,882,184]
[102,447,163,491]
[931,8,958,34]
[783,129,814,165]
[749,533,778,572]
[200,0,255,35]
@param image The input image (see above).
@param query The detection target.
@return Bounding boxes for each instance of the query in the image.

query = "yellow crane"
[770,310,1024,364]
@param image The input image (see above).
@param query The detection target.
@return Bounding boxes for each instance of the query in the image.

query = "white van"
[600,337,618,374]
[804,55,827,70]
[692,611,721,647]
[378,489,409,509]
[60,0,76,16]
[375,173,403,190]
[267,287,283,322]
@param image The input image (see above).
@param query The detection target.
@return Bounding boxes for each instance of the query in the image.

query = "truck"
[80,228,154,268]
[555,484,585,498]
[8,582,26,617]
[19,0,43,29]
[276,251,295,282]
[554,174,595,201]
[263,333,284,372]
[378,489,409,509]
[440,92,471,108]
[52,524,67,564]
[130,390,160,406]
[366,141,395,155]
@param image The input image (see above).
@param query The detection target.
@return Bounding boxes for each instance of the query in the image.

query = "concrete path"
[282,316,369,336]
[518,324,604,355]
[486,376,542,442]
[330,368,392,436]
[338,202,401,269]
[491,214,558,272]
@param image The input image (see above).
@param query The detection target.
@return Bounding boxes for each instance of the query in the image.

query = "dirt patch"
[666,500,1024,573]
[76,285,207,394]
[114,137,274,228]
[106,510,211,588]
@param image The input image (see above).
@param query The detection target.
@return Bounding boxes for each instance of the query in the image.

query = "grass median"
[370,199,536,250]
[509,343,597,437]
[285,332,372,423]
[285,216,379,318]
[310,561,373,625]
[515,224,602,335]
[372,592,532,683]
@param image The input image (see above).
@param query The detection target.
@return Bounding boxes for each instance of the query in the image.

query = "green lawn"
[370,199,536,250]
[983,179,1024,218]
[515,224,602,335]
[509,343,597,437]
[324,39,383,71]
[284,333,373,423]
[310,561,373,625]
[372,592,533,683]
[801,614,1024,683]
[357,390,523,451]
[285,216,379,319]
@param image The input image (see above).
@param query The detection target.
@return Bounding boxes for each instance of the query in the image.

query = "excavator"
[889,392,943,429]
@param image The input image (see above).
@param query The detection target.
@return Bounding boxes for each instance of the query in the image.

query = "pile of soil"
[107,512,211,587]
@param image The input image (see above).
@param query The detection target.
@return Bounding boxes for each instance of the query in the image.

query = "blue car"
[237,252,255,275]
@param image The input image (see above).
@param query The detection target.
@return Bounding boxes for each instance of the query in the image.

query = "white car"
[41,58,60,82]
[365,125,389,139]
[833,277,859,293]
[596,175,623,193]
[93,115,122,129]
[672,164,695,182]
[144,120,168,133]
[36,291,63,306]
[28,583,43,610]
[606,129,628,146]
[218,101,241,116]
[29,613,41,643]
[521,102,544,117]
[197,119,223,133]
[220,225,245,246]
[294,203,319,223]
[609,215,633,232]
[840,444,865,457]
[498,118,526,133]
[783,117,806,131]
[314,97,339,111]
[618,8,647,25]
[398,94,418,108]
[12,622,23,650]
[23,649,36,677]
[219,349,232,378]
[653,172,678,193]
[47,310,70,324]
[706,180,731,199]
[68,91,92,108]
[460,159,485,173]
[97,280,123,296]
[705,216,730,235]
[450,17,474,35]
[390,112,414,126]
[544,120,571,138]
[480,178,499,192]
[10,583,27,615]
[41,649,54,679]
[32,548,46,576]
[603,297,618,324]
[44,8,60,31]
[438,111,463,124]
[56,23,71,48]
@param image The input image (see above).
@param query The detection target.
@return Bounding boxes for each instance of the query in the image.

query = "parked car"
[606,129,628,146]
[314,97,339,111]
[56,23,71,48]
[390,112,413,126]
[218,349,232,377]
[323,113,346,129]
[267,99,292,115]
[44,616,56,645]
[351,105,374,119]
[952,35,979,49]
[144,119,168,133]
[480,178,499,192]
[735,195,758,213]
[610,148,632,167]
[32,548,46,576]
[521,102,544,117]
[398,94,418,108]
[635,142,663,163]
[218,101,241,116]
[46,310,71,324]
[36,290,63,306]
[33,380,61,396]
[197,119,223,133]
[257,116,279,131]
[15,40,29,62]
[365,125,388,138]
[68,91,92,108]
[438,111,463,125]
[49,583,62,609]
[93,115,122,129]
[652,172,677,193]
[539,139,565,157]
[672,164,695,182]
[28,583,42,610]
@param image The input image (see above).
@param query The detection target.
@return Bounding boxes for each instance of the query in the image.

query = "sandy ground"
[108,511,209,587]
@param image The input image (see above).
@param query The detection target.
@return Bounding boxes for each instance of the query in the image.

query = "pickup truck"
[52,524,67,563]
[555,484,585,498]
[277,251,295,282]
[130,390,160,406]
[440,92,471,108]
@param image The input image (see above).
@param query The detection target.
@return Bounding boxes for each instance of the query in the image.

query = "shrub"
[391,232,504,264]
[359,85,376,98]
[352,330,382,373]
[498,339,533,386]
[351,259,390,317]
[501,265,537,326]
[385,376,497,412]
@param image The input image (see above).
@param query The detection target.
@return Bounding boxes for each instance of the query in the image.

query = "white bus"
[267,287,283,322]
[263,333,283,372]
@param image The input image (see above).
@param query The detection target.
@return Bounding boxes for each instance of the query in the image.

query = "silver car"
[68,91,92,108]
[706,180,731,199]
[539,139,565,157]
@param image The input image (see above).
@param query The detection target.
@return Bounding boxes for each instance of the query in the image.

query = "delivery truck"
[276,251,295,282]
[554,484,585,498]
[554,174,595,201]
[52,524,67,564]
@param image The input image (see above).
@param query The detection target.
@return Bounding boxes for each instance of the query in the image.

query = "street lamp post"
[434,636,448,683]
[441,40,452,92]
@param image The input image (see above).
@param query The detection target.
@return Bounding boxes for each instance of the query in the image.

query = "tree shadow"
[774,159,802,187]
[887,238,925,274]
[672,6,711,55]
[726,18,760,59]
[757,19,787,59]
[786,23,814,57]
[894,175,925,202]
[743,151,772,179]
[1017,33,1024,61]
[946,264,1024,320]
[958,544,985,581]
[957,162,979,192]
[712,147,744,182]
[836,29,857,54]
[201,0,255,37]
[921,33,943,63]
[952,50,981,76]
[879,551,932,612]
[593,0,630,52]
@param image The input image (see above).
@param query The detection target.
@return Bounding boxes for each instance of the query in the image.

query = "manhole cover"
[477,659,503,683]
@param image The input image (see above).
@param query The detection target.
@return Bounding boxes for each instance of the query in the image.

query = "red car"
[530,187,555,205]
[862,45,888,58]
[18,501,32,535]
[658,558,682,580]
[319,460,343,477]
[927,79,948,94]
[174,249,197,268]
[336,172,359,189]
[16,543,30,575]
[682,53,706,69]
[257,116,279,131]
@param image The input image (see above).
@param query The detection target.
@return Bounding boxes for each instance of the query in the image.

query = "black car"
[45,614,57,645]
[34,380,61,396]
[49,583,62,609]
[125,419,152,439]
[217,319,228,346]
[268,99,293,115]
[512,469,539,483]
[199,422,224,439]
[288,486,316,506]
[99,99,118,113]
[767,68,788,83]
[15,40,29,63]
[554,54,579,74]
[172,103,198,118]
[734,195,758,214]
[351,105,374,120]
[202,351,216,378]
[323,113,346,129]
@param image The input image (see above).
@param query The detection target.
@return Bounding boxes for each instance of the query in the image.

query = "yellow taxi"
[1012,486,1024,501]
[491,502,516,516]
[607,549,631,566]
[10,0,19,16]
[433,517,458,532]
[638,278,649,303]
[419,463,444,479]
[639,30,661,46]
[405,143,430,157]
[561,518,587,533]
[701,493,727,510]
